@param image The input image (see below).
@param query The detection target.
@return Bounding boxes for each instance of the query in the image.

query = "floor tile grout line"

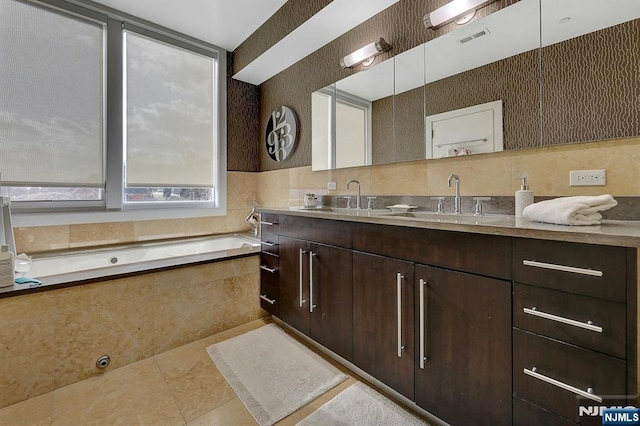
[152,356,189,426]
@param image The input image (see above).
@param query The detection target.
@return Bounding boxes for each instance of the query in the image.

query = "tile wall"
[259,137,640,210]
[0,255,264,409]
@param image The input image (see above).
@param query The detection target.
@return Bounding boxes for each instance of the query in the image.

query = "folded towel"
[522,195,618,226]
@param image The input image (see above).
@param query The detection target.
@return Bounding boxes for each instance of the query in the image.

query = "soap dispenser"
[515,177,534,217]
[0,244,14,288]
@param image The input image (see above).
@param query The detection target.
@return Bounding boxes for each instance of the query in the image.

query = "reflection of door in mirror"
[311,86,372,171]
[426,100,503,158]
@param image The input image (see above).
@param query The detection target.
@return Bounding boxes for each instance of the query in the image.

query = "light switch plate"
[569,169,606,186]
[327,182,337,190]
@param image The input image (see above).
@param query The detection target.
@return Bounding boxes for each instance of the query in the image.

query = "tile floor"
[0,317,383,426]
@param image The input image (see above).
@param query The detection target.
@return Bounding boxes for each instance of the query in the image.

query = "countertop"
[258,207,640,248]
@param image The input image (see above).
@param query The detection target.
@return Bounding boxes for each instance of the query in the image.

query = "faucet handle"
[366,196,377,210]
[430,196,445,214]
[342,196,352,209]
[472,197,491,216]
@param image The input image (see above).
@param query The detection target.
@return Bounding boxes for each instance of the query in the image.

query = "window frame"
[8,0,227,227]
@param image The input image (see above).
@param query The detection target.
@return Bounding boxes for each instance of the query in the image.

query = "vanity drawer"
[513,238,627,302]
[353,223,511,279]
[261,232,279,256]
[279,215,352,249]
[513,329,627,423]
[260,213,279,233]
[260,251,279,270]
[259,276,279,315]
[514,283,626,358]
[513,397,577,426]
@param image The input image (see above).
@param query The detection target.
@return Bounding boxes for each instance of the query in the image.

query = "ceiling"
[89,0,400,85]
[89,0,288,51]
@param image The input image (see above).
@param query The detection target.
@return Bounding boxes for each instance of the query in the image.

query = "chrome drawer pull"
[259,265,277,273]
[419,278,428,369]
[259,294,276,305]
[522,260,603,277]
[397,273,404,358]
[299,249,307,307]
[260,221,277,226]
[524,307,603,333]
[261,241,277,247]
[309,251,317,313]
[524,367,602,402]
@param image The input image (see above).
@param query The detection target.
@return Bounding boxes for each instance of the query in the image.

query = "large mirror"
[540,0,640,147]
[312,0,640,171]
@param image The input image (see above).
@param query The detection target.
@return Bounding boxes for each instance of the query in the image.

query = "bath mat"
[297,382,428,426]
[206,324,347,426]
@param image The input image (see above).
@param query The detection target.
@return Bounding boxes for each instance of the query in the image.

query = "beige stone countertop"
[258,207,640,248]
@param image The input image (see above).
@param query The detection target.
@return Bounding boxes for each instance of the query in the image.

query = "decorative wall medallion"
[266,106,298,162]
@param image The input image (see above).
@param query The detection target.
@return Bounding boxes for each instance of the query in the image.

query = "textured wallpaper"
[233,0,333,74]
[541,19,640,147]
[227,52,260,171]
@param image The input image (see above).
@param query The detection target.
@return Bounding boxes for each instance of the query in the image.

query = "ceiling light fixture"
[424,0,496,29]
[340,38,391,69]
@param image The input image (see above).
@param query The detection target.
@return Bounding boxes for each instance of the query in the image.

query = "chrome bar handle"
[419,279,428,369]
[522,260,603,277]
[259,294,276,305]
[523,367,603,403]
[260,221,277,226]
[261,241,277,247]
[397,273,405,358]
[309,251,317,313]
[524,307,603,333]
[299,249,307,307]
[259,265,277,273]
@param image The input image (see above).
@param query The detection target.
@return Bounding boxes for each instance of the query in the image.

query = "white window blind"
[125,30,217,188]
[0,0,104,187]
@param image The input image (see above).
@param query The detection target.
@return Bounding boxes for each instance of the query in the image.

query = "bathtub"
[18,233,261,287]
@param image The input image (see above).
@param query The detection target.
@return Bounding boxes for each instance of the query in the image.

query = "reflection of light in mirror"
[424,0,496,29]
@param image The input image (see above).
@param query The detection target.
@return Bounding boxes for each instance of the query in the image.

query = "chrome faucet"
[346,180,361,209]
[447,174,462,214]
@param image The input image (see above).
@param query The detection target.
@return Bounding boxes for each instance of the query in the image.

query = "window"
[123,29,218,205]
[0,0,105,202]
[0,0,226,223]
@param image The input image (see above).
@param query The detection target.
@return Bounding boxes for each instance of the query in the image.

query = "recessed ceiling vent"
[458,28,490,44]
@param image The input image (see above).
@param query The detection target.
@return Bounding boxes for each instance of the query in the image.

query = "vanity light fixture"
[340,37,391,69]
[424,0,496,29]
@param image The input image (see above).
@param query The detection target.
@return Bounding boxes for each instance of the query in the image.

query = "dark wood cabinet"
[414,265,512,426]
[259,211,637,426]
[278,235,353,361]
[353,252,415,400]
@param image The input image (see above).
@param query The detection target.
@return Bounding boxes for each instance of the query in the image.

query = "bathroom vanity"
[258,209,639,426]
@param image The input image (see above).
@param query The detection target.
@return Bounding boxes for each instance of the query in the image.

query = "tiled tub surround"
[0,255,265,410]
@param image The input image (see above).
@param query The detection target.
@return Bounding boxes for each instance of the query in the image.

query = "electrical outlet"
[327,181,337,191]
[569,169,606,186]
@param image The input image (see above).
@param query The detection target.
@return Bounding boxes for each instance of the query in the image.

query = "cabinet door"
[309,243,353,361]
[353,252,415,400]
[415,265,511,426]
[278,236,310,335]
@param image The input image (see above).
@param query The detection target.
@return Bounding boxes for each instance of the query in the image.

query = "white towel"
[522,195,618,226]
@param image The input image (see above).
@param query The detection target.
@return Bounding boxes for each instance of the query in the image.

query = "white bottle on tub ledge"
[515,176,534,217]
[0,244,15,288]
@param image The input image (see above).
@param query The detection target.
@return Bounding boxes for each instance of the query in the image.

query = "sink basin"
[376,211,512,224]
